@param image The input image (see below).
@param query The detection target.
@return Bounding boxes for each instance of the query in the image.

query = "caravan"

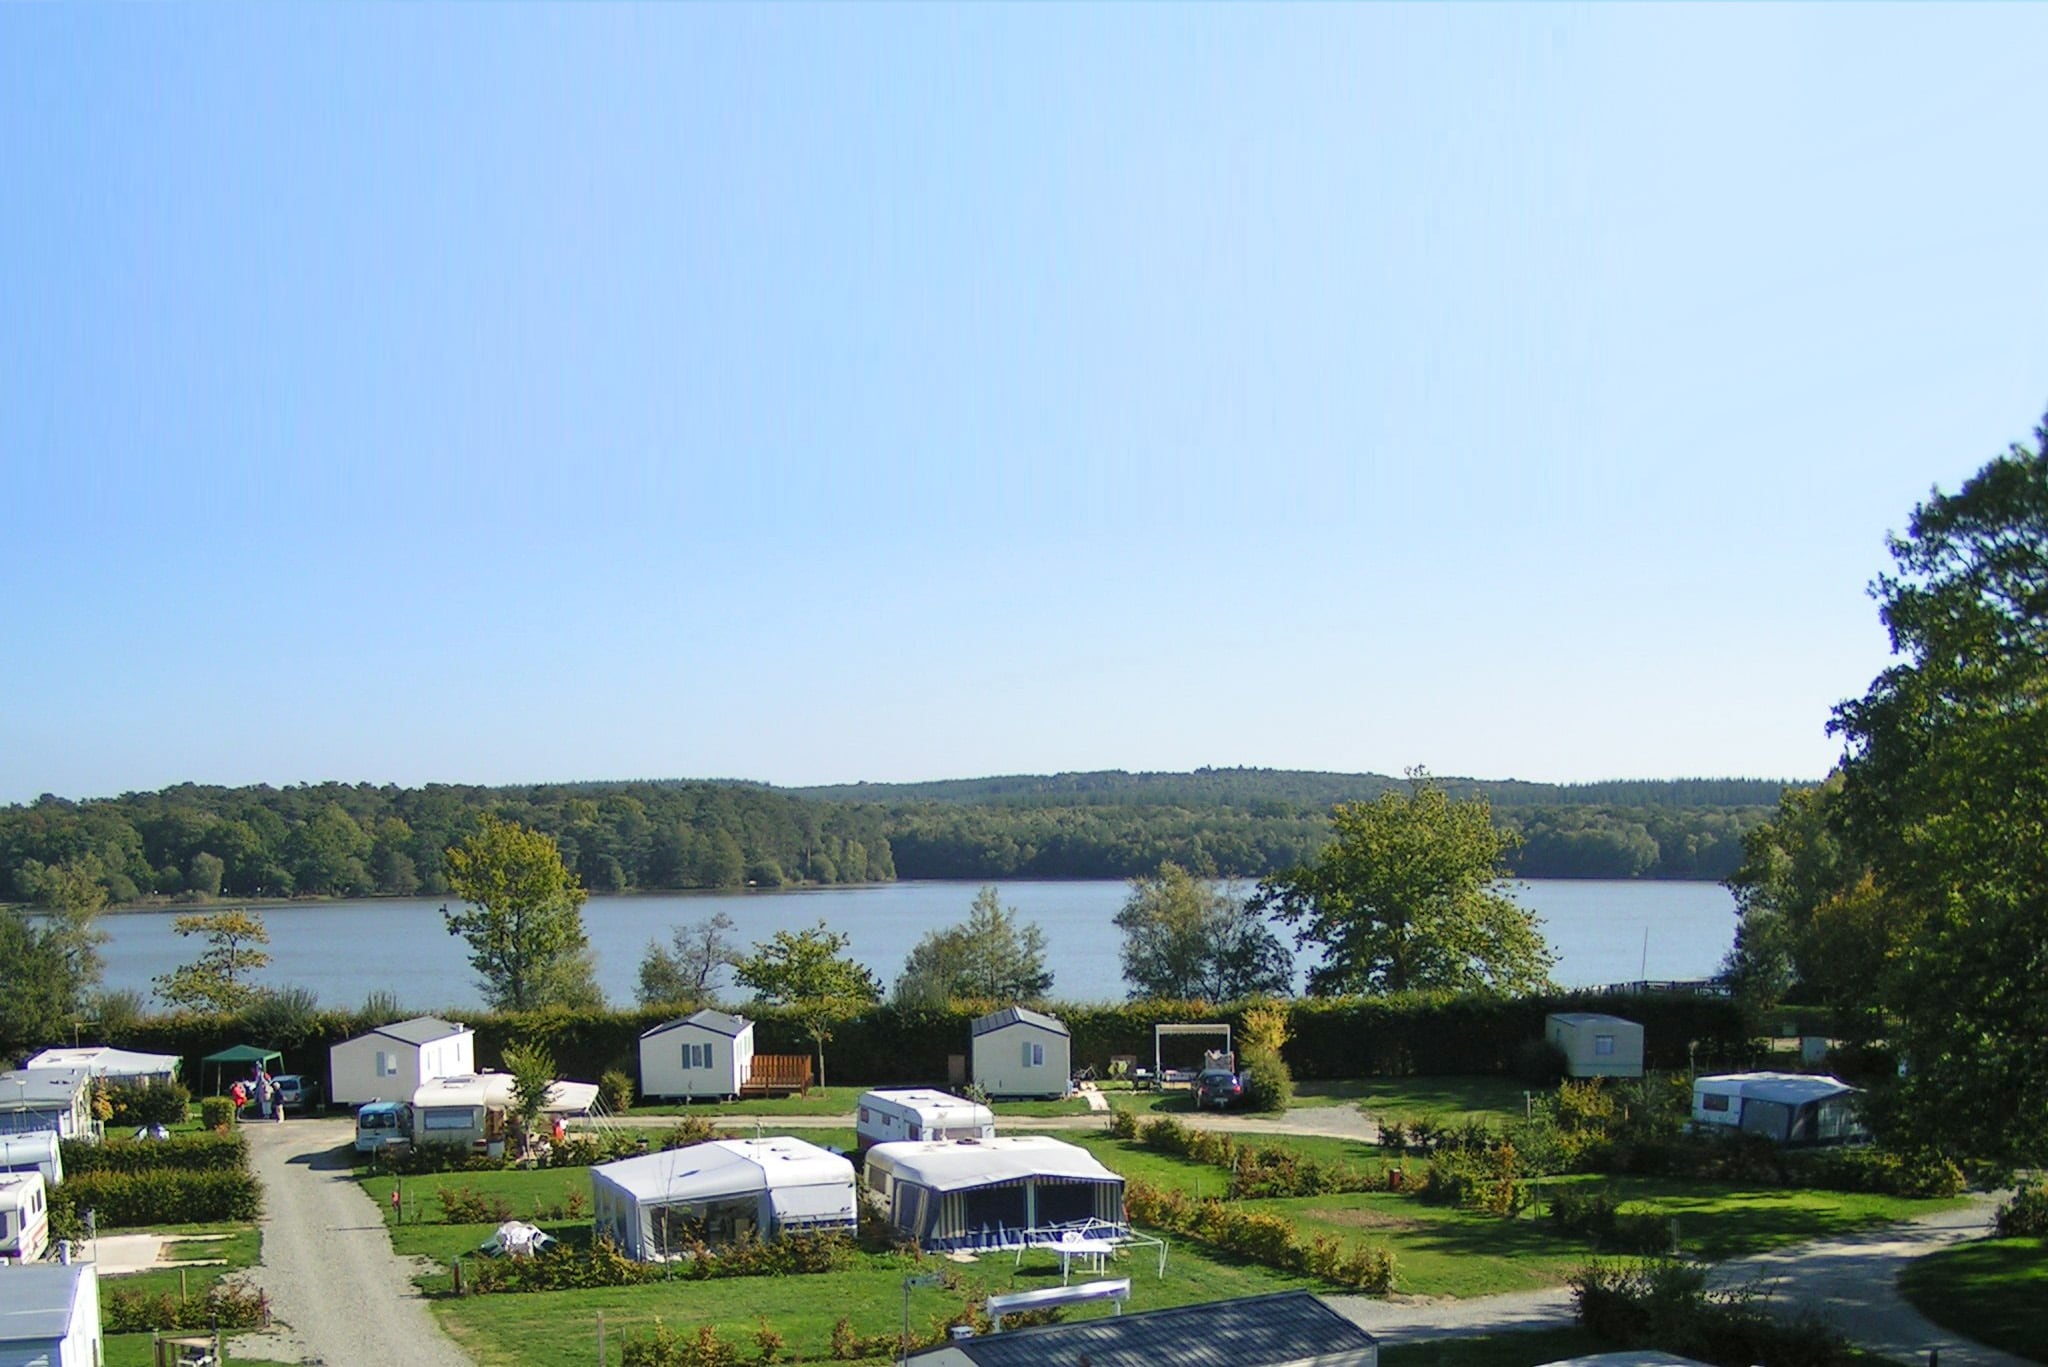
[0,1171,51,1264]
[855,1089,995,1155]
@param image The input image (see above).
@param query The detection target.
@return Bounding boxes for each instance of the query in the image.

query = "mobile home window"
[1702,1093,1731,1113]
[859,1107,870,1124]
[423,1107,472,1131]
[1022,1041,1044,1067]
[377,1050,398,1076]
[685,1043,712,1069]
[1594,1034,1615,1056]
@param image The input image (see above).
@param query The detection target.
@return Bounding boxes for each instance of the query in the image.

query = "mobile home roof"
[865,1136,1118,1193]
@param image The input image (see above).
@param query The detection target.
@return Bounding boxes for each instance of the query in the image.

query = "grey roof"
[0,1070,89,1108]
[970,1006,1068,1038]
[1548,1012,1639,1028]
[0,1263,92,1342]
[371,1016,468,1046]
[910,1291,1375,1367]
[642,1008,752,1040]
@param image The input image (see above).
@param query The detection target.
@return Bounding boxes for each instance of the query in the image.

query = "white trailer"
[0,1131,63,1188]
[856,1089,996,1154]
[0,1170,51,1264]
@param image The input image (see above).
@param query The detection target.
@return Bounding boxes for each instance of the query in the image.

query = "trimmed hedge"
[1573,1259,1854,1367]
[465,1232,851,1294]
[101,991,1754,1093]
[62,1131,247,1177]
[102,1283,268,1333]
[52,1169,261,1227]
[1124,1177,1396,1291]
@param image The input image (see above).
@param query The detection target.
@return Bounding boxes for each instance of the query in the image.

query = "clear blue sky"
[4,4,2045,805]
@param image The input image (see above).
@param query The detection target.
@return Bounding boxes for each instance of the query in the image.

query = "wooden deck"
[739,1054,814,1097]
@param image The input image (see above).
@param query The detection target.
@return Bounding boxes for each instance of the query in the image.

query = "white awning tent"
[590,1137,857,1261]
[24,1047,181,1085]
[864,1135,1125,1251]
[1691,1072,1867,1146]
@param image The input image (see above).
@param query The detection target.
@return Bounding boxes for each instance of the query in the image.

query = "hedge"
[52,1169,261,1228]
[100,991,1753,1095]
[61,1132,247,1177]
[101,1283,268,1333]
[1123,1177,1396,1291]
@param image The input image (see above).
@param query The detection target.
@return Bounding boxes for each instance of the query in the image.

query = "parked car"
[1195,1067,1244,1111]
[272,1075,321,1111]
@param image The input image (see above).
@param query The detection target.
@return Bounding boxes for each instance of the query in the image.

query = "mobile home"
[864,1135,1125,1251]
[0,1070,93,1139]
[970,1007,1070,1100]
[1544,1013,1645,1079]
[1691,1072,1866,1146]
[638,1009,755,1100]
[591,1136,857,1260]
[330,1016,475,1107]
[24,1045,181,1086]
[0,1171,51,1264]
[0,1263,101,1367]
[0,1132,63,1188]
[855,1089,995,1154]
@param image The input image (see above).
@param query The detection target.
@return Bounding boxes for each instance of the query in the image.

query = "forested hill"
[0,769,1796,908]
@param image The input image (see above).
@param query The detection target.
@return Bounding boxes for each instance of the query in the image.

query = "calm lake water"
[92,879,1736,1012]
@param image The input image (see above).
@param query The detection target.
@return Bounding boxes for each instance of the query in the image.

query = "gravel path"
[233,1118,474,1367]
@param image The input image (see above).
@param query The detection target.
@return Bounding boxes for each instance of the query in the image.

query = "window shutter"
[1022,1039,1032,1067]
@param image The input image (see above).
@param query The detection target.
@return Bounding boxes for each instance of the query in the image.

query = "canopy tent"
[24,1047,182,1085]
[864,1135,1125,1251]
[201,1045,284,1097]
[591,1136,857,1261]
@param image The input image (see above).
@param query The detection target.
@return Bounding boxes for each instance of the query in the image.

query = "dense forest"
[0,769,1791,907]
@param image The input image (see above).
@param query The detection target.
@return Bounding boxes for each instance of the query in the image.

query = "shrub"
[1572,1259,1854,1367]
[599,1068,636,1114]
[52,1169,261,1227]
[104,1080,192,1129]
[438,1185,515,1224]
[1994,1185,2048,1238]
[1513,1038,1568,1086]
[101,1282,269,1333]
[199,1096,236,1131]
[1788,1147,1965,1199]
[1240,1046,1294,1112]
[465,1232,854,1295]
[63,1132,246,1176]
[379,1144,510,1177]
[1123,1178,1395,1291]
[1106,1108,1138,1139]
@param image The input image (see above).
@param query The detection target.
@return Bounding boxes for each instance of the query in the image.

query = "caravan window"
[377,1050,398,1076]
[1594,1035,1615,1056]
[1702,1093,1730,1113]
[1022,1041,1044,1067]
[684,1043,712,1070]
[423,1107,472,1131]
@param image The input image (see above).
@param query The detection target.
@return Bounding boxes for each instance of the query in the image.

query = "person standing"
[271,1078,284,1123]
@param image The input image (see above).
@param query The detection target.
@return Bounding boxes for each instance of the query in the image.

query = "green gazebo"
[200,1044,284,1097]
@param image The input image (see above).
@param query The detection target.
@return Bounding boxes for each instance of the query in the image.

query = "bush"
[1787,1147,1965,1199]
[105,1080,192,1129]
[101,1282,269,1333]
[1994,1185,2048,1238]
[438,1184,515,1224]
[465,1231,854,1295]
[1106,1109,1138,1139]
[199,1096,236,1131]
[599,1068,636,1114]
[1513,1038,1568,1086]
[1240,1046,1294,1112]
[53,1169,261,1227]
[1123,1178,1395,1291]
[1572,1259,1854,1367]
[62,1132,246,1176]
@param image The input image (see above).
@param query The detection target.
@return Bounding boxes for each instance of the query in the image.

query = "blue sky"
[4,4,2045,805]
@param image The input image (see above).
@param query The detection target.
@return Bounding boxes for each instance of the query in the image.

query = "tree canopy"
[733,921,881,1088]
[1112,862,1292,1001]
[153,908,272,1011]
[1254,774,1553,996]
[636,912,740,1009]
[894,886,1053,1007]
[442,816,596,1012]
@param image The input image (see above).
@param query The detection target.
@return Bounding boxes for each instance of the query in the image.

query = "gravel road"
[234,1118,474,1367]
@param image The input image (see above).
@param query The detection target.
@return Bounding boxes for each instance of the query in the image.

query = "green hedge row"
[101,1283,268,1333]
[100,991,1752,1093]
[61,1131,247,1177]
[52,1169,261,1228]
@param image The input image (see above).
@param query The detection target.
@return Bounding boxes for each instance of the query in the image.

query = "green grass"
[1899,1237,2048,1361]
[1349,1076,1536,1126]
[430,1237,1323,1366]
[104,1335,296,1367]
[94,1223,262,1303]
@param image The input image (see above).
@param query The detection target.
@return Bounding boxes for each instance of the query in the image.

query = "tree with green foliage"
[153,908,272,1011]
[442,816,596,1012]
[732,921,881,1088]
[894,886,1053,1007]
[23,858,109,1018]
[1113,862,1292,1001]
[0,909,78,1054]
[1829,417,2048,1165]
[1254,771,1552,995]
[502,1041,558,1158]
[637,912,740,1008]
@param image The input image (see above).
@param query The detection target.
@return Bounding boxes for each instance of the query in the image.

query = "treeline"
[0,780,894,904]
[0,769,1787,907]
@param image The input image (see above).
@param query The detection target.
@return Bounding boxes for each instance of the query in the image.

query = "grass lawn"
[97,1224,280,1367]
[1898,1237,2048,1362]
[104,1337,296,1367]
[1348,1076,1535,1126]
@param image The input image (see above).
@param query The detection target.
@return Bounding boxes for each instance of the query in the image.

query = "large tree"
[733,921,880,1088]
[1829,417,2048,1164]
[1113,862,1292,1001]
[637,912,741,1008]
[894,886,1053,1007]
[442,816,595,1012]
[1254,772,1552,995]
[153,908,272,1011]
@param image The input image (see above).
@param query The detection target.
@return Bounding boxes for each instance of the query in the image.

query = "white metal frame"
[1153,1023,1232,1088]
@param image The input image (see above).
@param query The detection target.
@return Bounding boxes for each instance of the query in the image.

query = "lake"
[91,878,1736,1012]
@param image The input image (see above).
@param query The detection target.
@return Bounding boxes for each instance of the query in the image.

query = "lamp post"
[901,1272,944,1363]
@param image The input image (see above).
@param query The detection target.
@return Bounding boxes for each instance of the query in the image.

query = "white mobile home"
[0,1171,51,1264]
[639,1010,755,1101]
[1692,1072,1866,1146]
[856,1089,995,1154]
[591,1136,857,1260]
[0,1070,93,1139]
[0,1263,101,1367]
[1544,1013,1645,1079]
[0,1132,63,1188]
[864,1135,1124,1251]
[330,1016,475,1107]
[970,1007,1070,1099]
[24,1045,182,1086]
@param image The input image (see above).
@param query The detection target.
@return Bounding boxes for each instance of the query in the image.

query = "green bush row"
[371,1118,718,1176]
[1544,1186,1676,1254]
[61,1131,247,1177]
[99,991,1752,1092]
[464,1231,851,1295]
[1572,1259,1854,1367]
[1993,1185,2048,1238]
[101,1283,268,1333]
[53,1169,262,1228]
[1120,1114,1384,1198]
[1123,1177,1396,1291]
[102,1080,192,1129]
